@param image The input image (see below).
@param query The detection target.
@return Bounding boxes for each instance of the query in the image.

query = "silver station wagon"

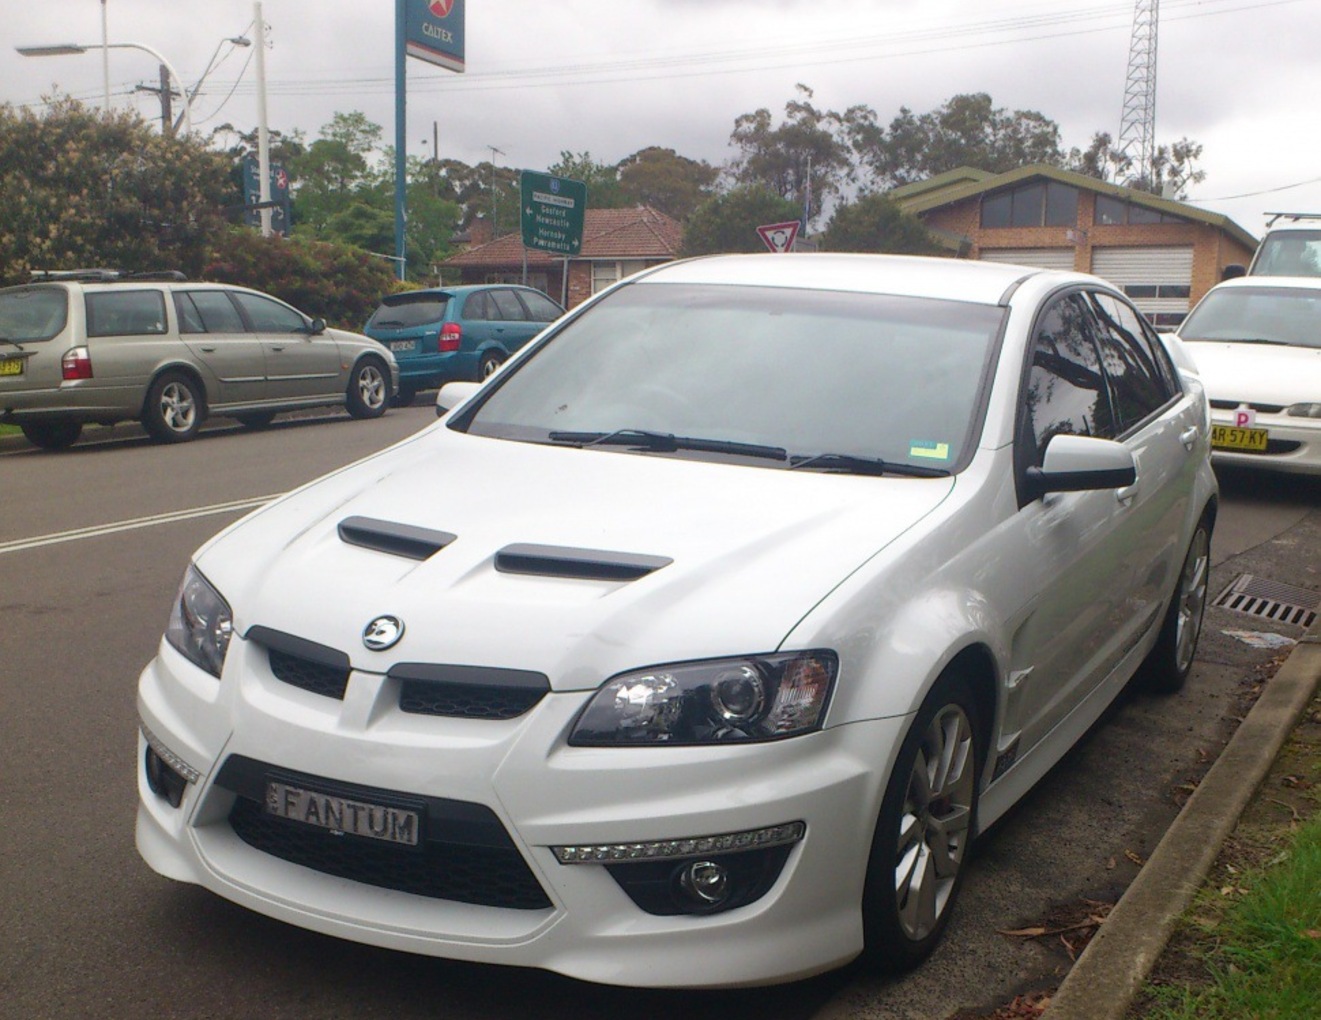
[0,270,398,450]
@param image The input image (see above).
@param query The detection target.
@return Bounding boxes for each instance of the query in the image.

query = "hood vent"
[338,516,457,561]
[494,543,672,581]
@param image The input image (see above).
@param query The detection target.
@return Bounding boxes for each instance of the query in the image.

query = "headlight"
[1285,403,1321,419]
[165,564,233,679]
[569,651,837,746]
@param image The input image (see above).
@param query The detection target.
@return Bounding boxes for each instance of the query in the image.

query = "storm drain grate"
[1212,574,1319,629]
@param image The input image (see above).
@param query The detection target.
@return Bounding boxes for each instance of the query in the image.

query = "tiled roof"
[442,206,683,268]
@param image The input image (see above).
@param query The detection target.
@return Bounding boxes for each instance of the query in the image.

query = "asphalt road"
[1,411,1316,1020]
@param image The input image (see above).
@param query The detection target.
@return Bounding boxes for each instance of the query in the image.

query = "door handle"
[1179,426,1198,451]
[269,345,286,353]
[199,346,216,353]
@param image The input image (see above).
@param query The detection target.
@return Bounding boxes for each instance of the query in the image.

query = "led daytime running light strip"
[140,723,202,785]
[552,821,805,865]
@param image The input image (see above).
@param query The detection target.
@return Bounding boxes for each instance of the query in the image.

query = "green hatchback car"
[0,271,399,450]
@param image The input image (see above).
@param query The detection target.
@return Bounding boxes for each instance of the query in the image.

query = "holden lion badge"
[362,615,405,651]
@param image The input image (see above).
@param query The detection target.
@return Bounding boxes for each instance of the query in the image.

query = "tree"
[681,186,802,256]
[548,151,625,208]
[1066,132,1207,199]
[847,93,1064,188]
[821,193,941,255]
[0,97,230,283]
[728,85,853,223]
[617,146,718,220]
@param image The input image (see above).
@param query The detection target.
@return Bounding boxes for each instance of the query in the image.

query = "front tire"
[143,371,204,443]
[1139,516,1212,694]
[346,357,389,419]
[21,420,83,450]
[862,670,982,973]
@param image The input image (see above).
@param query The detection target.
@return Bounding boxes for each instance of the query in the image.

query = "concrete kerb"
[1041,614,1321,1020]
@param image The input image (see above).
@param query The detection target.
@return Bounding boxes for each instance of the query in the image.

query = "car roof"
[1201,275,1321,294]
[632,253,1067,306]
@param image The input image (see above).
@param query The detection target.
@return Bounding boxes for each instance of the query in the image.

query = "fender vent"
[1212,574,1318,629]
[338,516,456,561]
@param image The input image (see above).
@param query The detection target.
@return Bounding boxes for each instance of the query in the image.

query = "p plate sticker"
[909,440,951,461]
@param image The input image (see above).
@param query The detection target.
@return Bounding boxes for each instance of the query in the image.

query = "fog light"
[678,860,730,907]
[141,724,200,808]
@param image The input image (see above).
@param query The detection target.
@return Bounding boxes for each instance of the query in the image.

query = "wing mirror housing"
[436,381,480,417]
[1221,263,1247,281]
[1024,434,1137,502]
[307,316,327,335]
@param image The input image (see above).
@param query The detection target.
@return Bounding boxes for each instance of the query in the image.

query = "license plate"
[1211,425,1269,452]
[389,340,414,352]
[265,780,421,846]
[0,357,22,377]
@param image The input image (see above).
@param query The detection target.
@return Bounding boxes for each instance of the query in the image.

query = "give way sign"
[756,220,800,253]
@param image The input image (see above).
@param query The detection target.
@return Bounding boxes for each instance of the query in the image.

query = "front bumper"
[1210,409,1321,474]
[136,638,904,988]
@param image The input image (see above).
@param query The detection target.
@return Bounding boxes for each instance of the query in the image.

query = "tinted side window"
[85,290,167,337]
[231,291,307,333]
[1023,294,1116,464]
[174,293,206,333]
[1087,292,1173,430]
[517,291,563,322]
[185,291,246,333]
[463,292,495,321]
[490,290,527,321]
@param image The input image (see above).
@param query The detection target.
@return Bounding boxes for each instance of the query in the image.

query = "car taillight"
[62,347,93,380]
[439,323,462,353]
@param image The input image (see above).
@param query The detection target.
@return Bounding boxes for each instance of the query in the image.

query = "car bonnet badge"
[362,615,405,651]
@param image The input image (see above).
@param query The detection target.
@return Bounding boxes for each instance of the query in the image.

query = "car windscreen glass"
[0,287,68,342]
[1179,287,1321,349]
[1251,230,1321,276]
[459,282,1006,472]
[368,295,448,329]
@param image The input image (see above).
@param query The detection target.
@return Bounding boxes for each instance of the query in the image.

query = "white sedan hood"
[197,427,955,690]
[1183,340,1321,405]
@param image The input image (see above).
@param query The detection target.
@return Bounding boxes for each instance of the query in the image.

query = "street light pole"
[100,0,109,115]
[15,40,191,135]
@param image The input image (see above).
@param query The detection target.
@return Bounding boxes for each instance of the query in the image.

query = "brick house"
[891,165,1258,328]
[439,206,684,310]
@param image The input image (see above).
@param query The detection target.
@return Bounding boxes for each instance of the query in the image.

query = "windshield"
[1179,286,1321,349]
[457,282,1005,473]
[1251,229,1321,277]
[367,293,449,330]
[0,286,68,342]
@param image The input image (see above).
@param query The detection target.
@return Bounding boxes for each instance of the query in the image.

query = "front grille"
[268,648,350,700]
[217,756,552,910]
[400,679,546,719]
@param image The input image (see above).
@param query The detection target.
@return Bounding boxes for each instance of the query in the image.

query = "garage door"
[1091,246,1194,329]
[978,248,1077,271]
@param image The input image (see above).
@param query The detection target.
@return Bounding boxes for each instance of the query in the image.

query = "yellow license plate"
[0,357,23,377]
[1211,425,1269,452]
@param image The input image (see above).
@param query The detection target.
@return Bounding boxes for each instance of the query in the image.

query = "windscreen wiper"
[788,452,951,478]
[1191,336,1291,346]
[548,428,788,462]
[0,336,26,351]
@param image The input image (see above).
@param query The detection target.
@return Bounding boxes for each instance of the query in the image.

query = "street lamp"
[172,35,250,134]
[16,40,192,136]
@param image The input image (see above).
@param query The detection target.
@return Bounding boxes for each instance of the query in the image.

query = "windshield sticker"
[909,440,951,461]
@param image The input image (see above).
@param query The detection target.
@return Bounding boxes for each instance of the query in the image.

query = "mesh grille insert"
[268,648,350,700]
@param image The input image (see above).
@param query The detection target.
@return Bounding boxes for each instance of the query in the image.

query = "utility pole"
[133,64,176,135]
[254,2,272,238]
[488,145,505,235]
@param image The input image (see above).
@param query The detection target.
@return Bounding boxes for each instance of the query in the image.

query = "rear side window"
[85,290,167,337]
[490,290,527,321]
[0,287,68,341]
[175,291,245,334]
[368,294,449,330]
[517,290,563,323]
[463,292,496,321]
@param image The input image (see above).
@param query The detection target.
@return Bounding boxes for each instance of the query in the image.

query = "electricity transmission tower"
[1116,0,1159,187]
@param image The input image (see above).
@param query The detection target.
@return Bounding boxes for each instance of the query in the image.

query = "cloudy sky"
[4,0,1318,236]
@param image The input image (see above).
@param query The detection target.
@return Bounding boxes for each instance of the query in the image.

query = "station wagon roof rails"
[1263,212,1321,226]
[27,269,188,283]
[121,271,188,281]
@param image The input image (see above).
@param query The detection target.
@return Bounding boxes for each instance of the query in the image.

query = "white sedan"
[1175,275,1321,473]
[135,254,1217,988]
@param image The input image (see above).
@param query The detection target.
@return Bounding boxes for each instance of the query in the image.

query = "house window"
[980,182,1078,229]
[591,261,649,294]
[1094,195,1187,226]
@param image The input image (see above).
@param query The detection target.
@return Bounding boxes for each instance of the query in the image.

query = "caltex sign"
[405,0,465,72]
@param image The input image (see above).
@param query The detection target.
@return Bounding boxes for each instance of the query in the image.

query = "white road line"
[0,494,281,555]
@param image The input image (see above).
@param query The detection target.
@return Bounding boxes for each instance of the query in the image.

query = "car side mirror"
[1221,263,1247,281]
[307,316,327,335]
[1023,434,1137,502]
[435,381,480,417]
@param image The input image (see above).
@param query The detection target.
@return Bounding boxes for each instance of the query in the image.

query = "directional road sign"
[520,172,587,256]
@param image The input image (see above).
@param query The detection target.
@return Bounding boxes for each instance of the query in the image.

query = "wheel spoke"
[925,805,971,879]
